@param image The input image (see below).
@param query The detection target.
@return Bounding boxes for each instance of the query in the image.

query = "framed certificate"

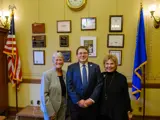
[57,20,71,33]
[33,50,45,65]
[109,50,122,66]
[107,34,124,48]
[109,15,123,32]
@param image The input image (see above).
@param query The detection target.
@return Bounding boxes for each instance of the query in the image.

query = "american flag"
[3,11,22,89]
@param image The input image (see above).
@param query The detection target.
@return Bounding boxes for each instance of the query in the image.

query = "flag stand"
[9,4,20,113]
[15,82,18,113]
[142,65,146,120]
[3,4,21,115]
[131,4,147,120]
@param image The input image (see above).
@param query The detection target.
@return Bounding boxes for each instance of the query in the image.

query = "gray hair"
[52,52,64,63]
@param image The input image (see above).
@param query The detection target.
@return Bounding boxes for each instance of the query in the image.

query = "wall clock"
[66,0,87,11]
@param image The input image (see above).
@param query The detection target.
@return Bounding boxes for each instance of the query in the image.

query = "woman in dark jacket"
[98,54,132,120]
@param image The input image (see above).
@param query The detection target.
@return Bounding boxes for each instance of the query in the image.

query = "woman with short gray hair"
[40,52,67,120]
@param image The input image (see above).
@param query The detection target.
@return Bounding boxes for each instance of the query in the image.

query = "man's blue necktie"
[82,64,88,91]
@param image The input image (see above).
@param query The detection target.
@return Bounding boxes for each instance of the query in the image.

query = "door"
[0,29,8,113]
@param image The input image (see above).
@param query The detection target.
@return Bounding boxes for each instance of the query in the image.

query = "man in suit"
[66,46,102,120]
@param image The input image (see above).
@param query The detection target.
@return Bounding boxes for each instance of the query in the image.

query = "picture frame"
[80,36,96,57]
[109,15,123,32]
[59,35,69,47]
[57,50,71,62]
[107,34,124,48]
[33,50,45,65]
[32,35,46,48]
[32,23,45,34]
[81,17,96,30]
[57,20,71,33]
[109,50,122,66]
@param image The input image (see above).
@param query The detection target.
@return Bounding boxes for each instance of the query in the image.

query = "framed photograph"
[57,50,71,62]
[109,50,122,66]
[57,20,71,33]
[80,36,96,57]
[109,15,123,32]
[33,50,45,65]
[107,34,124,48]
[59,35,69,47]
[81,17,96,30]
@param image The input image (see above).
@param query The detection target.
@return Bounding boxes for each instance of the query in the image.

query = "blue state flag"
[132,7,147,100]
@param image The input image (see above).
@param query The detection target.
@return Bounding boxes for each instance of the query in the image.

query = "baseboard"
[21,79,160,88]
[132,115,160,120]
[8,107,23,116]
[8,107,160,119]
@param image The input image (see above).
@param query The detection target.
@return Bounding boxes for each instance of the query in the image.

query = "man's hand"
[84,99,93,107]
[78,99,86,108]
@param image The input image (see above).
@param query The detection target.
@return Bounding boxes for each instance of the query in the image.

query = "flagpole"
[16,82,18,113]
[142,65,146,120]
[9,4,19,113]
[140,1,146,119]
[140,2,146,119]
[132,2,147,119]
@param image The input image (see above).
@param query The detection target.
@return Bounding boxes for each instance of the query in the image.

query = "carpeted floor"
[6,116,43,120]
[6,116,160,120]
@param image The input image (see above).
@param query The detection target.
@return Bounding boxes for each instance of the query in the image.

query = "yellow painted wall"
[1,0,160,116]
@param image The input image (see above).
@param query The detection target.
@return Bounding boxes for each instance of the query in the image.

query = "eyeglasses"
[78,52,88,55]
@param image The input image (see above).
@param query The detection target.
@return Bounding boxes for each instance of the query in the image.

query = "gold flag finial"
[9,5,16,12]
[140,0,143,8]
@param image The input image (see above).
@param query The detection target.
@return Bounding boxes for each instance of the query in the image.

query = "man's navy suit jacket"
[66,62,102,104]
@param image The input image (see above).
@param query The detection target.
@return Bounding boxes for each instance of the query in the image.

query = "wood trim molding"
[128,82,160,89]
[22,79,41,84]
[8,107,23,116]
[0,28,8,33]
[21,78,160,89]
[132,115,160,120]
[8,107,160,119]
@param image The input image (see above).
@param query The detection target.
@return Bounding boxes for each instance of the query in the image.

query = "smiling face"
[52,52,64,69]
[104,59,117,72]
[77,48,88,64]
[54,56,64,69]
[103,54,118,72]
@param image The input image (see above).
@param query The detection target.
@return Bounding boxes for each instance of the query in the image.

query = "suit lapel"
[88,62,93,83]
[88,62,91,82]
[76,62,83,85]
[51,69,61,87]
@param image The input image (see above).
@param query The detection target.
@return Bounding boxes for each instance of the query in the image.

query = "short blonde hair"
[103,54,118,66]
[52,52,64,63]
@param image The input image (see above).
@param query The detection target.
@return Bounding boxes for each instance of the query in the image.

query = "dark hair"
[76,46,89,55]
